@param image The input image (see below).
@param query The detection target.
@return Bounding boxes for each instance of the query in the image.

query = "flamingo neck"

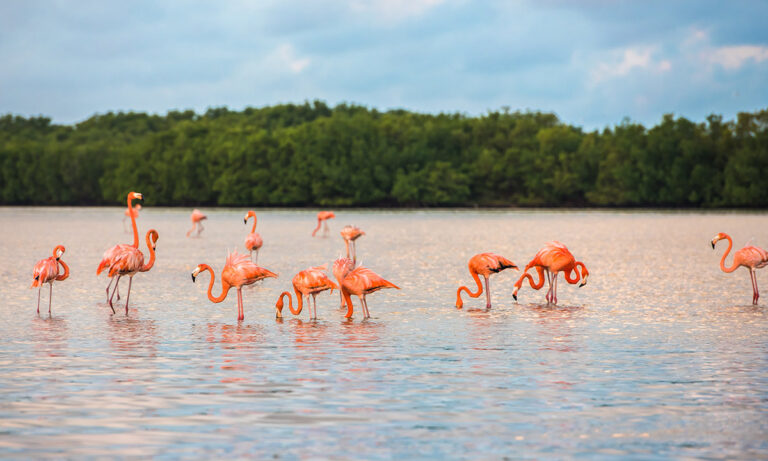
[140,233,156,272]
[564,263,582,284]
[342,288,355,318]
[312,218,322,236]
[521,266,546,289]
[128,195,139,247]
[55,259,70,281]
[202,265,230,303]
[718,235,739,273]
[456,268,483,306]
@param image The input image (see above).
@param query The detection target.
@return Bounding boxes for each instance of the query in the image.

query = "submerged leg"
[37,286,41,314]
[108,276,121,314]
[105,277,114,302]
[484,275,491,309]
[311,294,318,320]
[362,295,370,318]
[48,283,53,314]
[545,271,553,303]
[553,273,559,305]
[124,276,133,315]
[237,289,244,321]
[750,269,758,305]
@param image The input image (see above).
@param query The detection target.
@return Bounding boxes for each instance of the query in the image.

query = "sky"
[1,0,767,130]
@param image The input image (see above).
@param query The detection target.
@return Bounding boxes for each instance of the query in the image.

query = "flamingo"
[191,251,278,321]
[512,241,589,304]
[187,209,208,237]
[275,265,338,320]
[340,225,365,263]
[97,191,142,303]
[311,211,335,237]
[711,232,768,305]
[455,253,517,309]
[243,211,263,263]
[105,229,159,314]
[31,245,70,314]
[333,257,398,319]
[123,203,141,232]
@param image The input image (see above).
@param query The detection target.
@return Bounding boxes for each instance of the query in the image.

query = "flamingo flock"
[30,191,768,318]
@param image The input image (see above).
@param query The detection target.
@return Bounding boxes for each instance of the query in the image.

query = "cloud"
[709,45,768,70]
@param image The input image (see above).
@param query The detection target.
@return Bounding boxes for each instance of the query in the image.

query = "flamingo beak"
[711,241,715,249]
[512,293,518,301]
[244,218,247,224]
[191,273,196,282]
[579,275,589,288]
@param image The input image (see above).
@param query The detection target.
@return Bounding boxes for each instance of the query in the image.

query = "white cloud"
[590,47,657,84]
[709,45,768,70]
[270,44,311,74]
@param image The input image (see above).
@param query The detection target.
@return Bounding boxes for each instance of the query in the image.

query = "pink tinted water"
[0,208,766,458]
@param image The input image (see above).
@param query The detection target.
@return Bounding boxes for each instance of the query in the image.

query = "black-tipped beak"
[55,256,61,261]
[191,274,196,282]
[579,282,586,288]
[711,242,715,249]
[513,265,519,271]
[512,293,517,301]
[244,218,247,224]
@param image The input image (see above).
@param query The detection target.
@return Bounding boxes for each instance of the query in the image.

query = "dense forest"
[1,101,767,207]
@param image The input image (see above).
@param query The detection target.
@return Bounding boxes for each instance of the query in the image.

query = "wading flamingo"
[312,211,335,237]
[340,225,365,263]
[333,257,398,319]
[123,203,141,232]
[243,211,263,263]
[275,265,338,320]
[455,253,517,309]
[187,209,207,237]
[191,251,278,321]
[512,241,589,304]
[97,191,142,303]
[104,229,158,314]
[31,245,69,315]
[711,232,768,305]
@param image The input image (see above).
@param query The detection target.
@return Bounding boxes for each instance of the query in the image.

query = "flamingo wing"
[245,232,263,251]
[32,257,58,287]
[108,247,145,276]
[342,266,398,295]
[737,246,768,268]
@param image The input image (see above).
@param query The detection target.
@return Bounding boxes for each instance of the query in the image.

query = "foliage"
[1,103,767,207]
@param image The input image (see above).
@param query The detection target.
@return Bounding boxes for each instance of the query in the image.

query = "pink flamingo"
[455,253,517,309]
[187,209,208,237]
[512,241,589,304]
[31,245,70,314]
[123,203,141,232]
[340,225,365,263]
[333,257,398,319]
[105,229,159,314]
[192,251,278,321]
[275,265,338,320]
[97,191,142,303]
[712,232,768,305]
[312,211,335,237]
[243,210,263,263]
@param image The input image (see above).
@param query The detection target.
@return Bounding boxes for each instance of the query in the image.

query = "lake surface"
[1,207,766,459]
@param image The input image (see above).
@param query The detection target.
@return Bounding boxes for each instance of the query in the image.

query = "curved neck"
[718,235,739,273]
[456,269,483,306]
[55,259,70,281]
[564,264,582,284]
[522,266,546,289]
[342,288,356,318]
[140,233,156,272]
[202,265,230,303]
[127,195,139,247]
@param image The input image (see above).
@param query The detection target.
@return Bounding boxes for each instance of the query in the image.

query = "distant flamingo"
[711,232,768,305]
[243,210,263,263]
[192,251,278,321]
[97,191,142,304]
[187,209,207,237]
[103,229,159,314]
[340,225,365,262]
[275,265,338,320]
[312,211,335,237]
[455,253,517,309]
[31,245,69,314]
[512,241,589,304]
[333,257,398,319]
[123,203,141,232]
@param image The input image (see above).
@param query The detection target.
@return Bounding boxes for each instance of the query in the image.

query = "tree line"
[1,101,766,207]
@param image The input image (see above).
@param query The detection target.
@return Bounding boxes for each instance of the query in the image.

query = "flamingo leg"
[362,295,371,319]
[750,269,758,305]
[756,271,760,305]
[237,289,244,321]
[198,222,204,236]
[124,276,133,315]
[545,270,553,303]
[249,250,253,261]
[105,277,114,303]
[108,276,121,314]
[484,275,491,309]
[254,249,259,265]
[312,294,318,320]
[553,273,559,305]
[37,286,41,314]
[48,283,53,314]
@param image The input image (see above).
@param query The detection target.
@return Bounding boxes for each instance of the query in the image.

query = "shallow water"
[1,207,767,459]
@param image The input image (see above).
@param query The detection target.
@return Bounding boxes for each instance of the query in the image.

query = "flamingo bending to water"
[333,257,398,319]
[340,225,365,263]
[512,241,588,304]
[103,229,158,314]
[97,191,142,304]
[31,245,69,314]
[455,253,517,309]
[312,211,335,237]
[275,265,338,320]
[192,251,278,321]
[187,209,207,237]
[711,232,768,305]
[243,211,263,263]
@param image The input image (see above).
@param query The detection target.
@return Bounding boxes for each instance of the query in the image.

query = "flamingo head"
[148,229,159,251]
[128,191,143,202]
[53,245,65,260]
[244,210,256,224]
[711,232,728,249]
[191,265,204,282]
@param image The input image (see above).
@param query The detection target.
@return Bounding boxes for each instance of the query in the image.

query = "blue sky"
[1,0,767,129]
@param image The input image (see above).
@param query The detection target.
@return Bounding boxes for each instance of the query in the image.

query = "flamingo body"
[333,257,398,319]
[275,265,338,319]
[104,230,158,314]
[312,211,335,237]
[31,245,69,314]
[512,241,589,304]
[455,252,517,309]
[187,209,208,237]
